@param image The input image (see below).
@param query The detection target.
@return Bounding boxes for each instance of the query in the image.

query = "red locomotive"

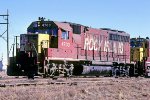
[7,18,131,78]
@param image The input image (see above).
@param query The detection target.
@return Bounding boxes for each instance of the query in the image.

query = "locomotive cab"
[7,18,76,77]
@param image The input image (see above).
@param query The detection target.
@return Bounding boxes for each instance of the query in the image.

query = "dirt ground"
[0,71,150,100]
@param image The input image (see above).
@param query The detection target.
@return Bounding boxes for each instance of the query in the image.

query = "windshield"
[27,21,58,36]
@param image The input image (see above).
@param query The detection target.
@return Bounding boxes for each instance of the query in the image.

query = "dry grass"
[0,72,150,100]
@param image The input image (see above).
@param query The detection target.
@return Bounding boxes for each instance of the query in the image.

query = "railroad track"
[0,79,78,87]
[0,76,146,87]
[0,76,112,87]
[0,76,90,87]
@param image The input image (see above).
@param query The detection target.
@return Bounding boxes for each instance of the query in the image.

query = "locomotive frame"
[7,18,142,78]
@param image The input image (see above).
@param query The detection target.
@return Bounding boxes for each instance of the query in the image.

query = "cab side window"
[62,30,69,40]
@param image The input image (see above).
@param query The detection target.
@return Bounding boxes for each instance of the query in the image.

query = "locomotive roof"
[28,19,129,35]
[101,28,125,33]
[62,21,84,27]
[28,21,72,32]
[64,22,127,33]
[54,21,72,31]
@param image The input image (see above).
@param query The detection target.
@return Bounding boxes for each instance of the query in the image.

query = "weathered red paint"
[46,22,130,64]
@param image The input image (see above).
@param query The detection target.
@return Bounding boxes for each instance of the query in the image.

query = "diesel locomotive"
[8,17,149,78]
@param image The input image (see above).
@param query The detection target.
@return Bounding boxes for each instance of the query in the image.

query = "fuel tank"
[82,65,112,76]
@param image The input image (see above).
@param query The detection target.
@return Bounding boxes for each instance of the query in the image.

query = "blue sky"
[0,0,150,66]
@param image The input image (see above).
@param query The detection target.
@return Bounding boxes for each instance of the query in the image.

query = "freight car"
[7,18,131,78]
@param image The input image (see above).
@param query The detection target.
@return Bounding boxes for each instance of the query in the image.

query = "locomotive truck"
[7,17,149,78]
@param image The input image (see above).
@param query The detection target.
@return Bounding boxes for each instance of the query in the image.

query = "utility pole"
[0,10,9,65]
[15,36,20,55]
